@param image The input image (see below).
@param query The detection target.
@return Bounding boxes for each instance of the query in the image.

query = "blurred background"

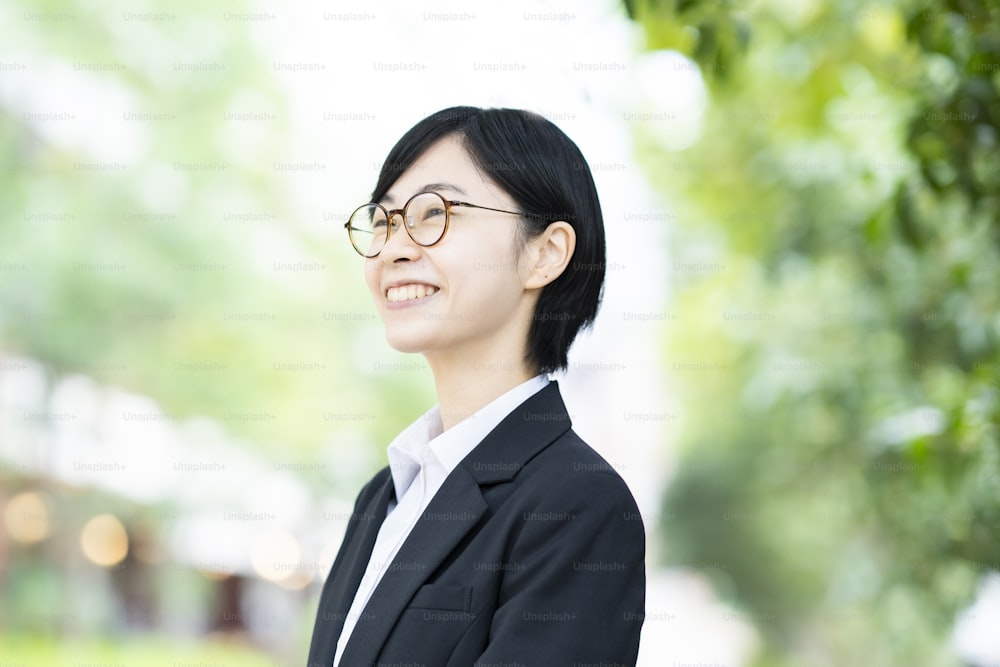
[2,0,999,665]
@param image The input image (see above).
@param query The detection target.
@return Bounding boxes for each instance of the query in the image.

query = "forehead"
[381,135,490,205]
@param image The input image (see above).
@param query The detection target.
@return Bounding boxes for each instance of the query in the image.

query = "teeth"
[387,284,439,303]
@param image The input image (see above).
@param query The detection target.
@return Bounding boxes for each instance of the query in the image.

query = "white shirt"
[333,374,550,666]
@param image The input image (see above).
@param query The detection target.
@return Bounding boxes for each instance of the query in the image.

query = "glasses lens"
[405,193,448,246]
[348,204,388,257]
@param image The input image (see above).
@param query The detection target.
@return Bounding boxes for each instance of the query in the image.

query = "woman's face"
[364,135,539,369]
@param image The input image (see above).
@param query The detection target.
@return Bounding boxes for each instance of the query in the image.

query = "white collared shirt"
[332,374,550,666]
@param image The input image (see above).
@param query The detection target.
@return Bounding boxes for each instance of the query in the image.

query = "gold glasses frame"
[344,191,523,258]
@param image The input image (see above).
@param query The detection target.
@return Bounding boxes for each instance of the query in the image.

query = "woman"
[308,106,645,666]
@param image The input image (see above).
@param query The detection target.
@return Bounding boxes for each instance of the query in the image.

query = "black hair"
[370,106,606,375]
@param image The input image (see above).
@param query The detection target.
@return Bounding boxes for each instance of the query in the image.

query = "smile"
[386,284,440,303]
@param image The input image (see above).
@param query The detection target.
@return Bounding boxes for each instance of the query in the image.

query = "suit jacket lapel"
[337,381,573,665]
[307,473,393,667]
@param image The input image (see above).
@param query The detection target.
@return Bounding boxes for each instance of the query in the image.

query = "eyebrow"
[381,182,468,205]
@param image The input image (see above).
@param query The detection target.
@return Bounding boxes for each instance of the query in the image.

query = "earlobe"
[523,221,576,290]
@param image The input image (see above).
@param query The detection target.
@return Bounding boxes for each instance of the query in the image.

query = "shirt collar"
[385,374,549,500]
[385,406,441,502]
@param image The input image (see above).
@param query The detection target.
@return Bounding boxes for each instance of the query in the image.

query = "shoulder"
[528,428,630,482]
[496,429,646,565]
[519,428,642,518]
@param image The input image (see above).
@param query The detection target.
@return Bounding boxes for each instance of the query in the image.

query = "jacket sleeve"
[474,469,646,667]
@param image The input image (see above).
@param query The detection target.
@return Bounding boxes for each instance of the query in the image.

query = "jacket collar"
[461,380,572,483]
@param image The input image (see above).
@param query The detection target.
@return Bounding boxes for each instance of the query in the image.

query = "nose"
[378,211,420,263]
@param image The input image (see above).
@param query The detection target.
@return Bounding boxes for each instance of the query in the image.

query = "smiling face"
[364,134,541,372]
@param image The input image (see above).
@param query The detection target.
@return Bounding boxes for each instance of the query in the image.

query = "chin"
[383,327,437,355]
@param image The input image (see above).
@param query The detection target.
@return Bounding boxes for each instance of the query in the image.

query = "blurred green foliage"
[0,0,433,481]
[0,635,276,666]
[627,0,999,663]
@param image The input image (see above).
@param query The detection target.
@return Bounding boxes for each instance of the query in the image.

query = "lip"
[382,279,440,293]
[381,280,441,310]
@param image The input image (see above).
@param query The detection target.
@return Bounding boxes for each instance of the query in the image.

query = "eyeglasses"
[344,191,523,258]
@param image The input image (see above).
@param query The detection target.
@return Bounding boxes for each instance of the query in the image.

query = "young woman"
[308,107,645,666]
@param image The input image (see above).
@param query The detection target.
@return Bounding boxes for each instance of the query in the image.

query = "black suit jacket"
[307,381,645,666]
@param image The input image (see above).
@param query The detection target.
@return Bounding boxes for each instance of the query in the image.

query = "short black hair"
[370,106,606,375]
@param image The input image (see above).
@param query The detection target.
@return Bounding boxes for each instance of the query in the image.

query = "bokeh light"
[3,491,51,544]
[249,528,301,584]
[80,513,129,567]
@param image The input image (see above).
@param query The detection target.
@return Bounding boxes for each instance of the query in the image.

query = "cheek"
[457,250,525,303]
[363,262,381,298]
[451,226,522,276]
[457,264,525,311]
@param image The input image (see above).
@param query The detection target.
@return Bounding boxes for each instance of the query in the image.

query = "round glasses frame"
[344,191,524,258]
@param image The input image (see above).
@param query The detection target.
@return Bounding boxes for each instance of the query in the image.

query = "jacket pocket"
[407,584,472,611]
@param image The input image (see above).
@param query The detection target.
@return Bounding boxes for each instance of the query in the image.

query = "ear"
[522,221,576,290]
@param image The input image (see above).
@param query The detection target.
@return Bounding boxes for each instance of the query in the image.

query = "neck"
[426,354,537,431]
